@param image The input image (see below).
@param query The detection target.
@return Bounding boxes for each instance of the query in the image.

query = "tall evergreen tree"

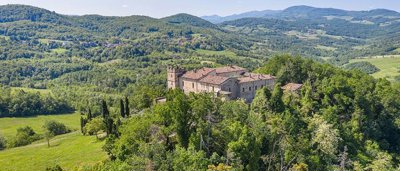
[87,108,93,121]
[102,100,110,119]
[101,100,113,135]
[125,97,130,117]
[80,116,86,134]
[120,99,125,118]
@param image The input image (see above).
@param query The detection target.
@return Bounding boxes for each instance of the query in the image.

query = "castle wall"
[220,79,239,99]
[239,79,276,102]
[181,78,200,94]
[199,83,221,95]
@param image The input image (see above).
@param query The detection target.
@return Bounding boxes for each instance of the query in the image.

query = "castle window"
[249,87,252,91]
[229,88,231,92]
[255,86,258,90]
[242,88,245,92]
[182,81,184,86]
[192,83,194,88]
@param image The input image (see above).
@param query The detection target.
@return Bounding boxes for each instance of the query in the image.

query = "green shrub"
[8,126,41,147]
[43,120,71,136]
[0,135,6,150]
[45,164,63,171]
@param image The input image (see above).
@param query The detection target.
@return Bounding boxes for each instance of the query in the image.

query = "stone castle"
[167,65,276,102]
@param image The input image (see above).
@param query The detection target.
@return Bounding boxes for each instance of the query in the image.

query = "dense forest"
[0,86,72,117]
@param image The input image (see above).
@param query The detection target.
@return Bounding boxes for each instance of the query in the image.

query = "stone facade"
[167,65,276,102]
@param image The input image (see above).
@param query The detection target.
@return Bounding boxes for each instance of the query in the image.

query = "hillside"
[219,6,400,64]
[1,4,400,171]
[162,13,218,29]
[0,132,107,171]
[202,10,281,23]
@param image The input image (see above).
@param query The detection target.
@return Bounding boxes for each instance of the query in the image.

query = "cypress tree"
[101,100,113,135]
[120,99,125,118]
[80,116,86,134]
[125,97,130,117]
[102,100,109,119]
[87,108,93,121]
[106,118,114,135]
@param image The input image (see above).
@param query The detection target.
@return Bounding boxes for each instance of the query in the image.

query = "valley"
[0,3,399,171]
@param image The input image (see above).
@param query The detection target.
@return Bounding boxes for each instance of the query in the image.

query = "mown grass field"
[0,132,107,171]
[0,112,80,139]
[0,112,107,170]
[349,55,400,81]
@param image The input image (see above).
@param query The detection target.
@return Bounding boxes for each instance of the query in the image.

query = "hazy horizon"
[0,0,400,18]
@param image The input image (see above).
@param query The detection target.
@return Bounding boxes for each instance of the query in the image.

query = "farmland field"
[0,132,107,171]
[0,112,80,139]
[349,55,400,81]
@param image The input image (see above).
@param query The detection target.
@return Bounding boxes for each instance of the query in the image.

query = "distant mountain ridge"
[202,5,400,23]
[202,10,281,23]
[0,4,399,65]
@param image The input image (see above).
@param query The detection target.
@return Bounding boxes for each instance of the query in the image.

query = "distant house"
[281,83,303,93]
[167,65,276,102]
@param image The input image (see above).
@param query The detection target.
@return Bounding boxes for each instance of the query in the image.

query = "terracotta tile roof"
[238,73,276,83]
[199,75,230,85]
[215,65,246,74]
[281,83,303,91]
[181,68,215,80]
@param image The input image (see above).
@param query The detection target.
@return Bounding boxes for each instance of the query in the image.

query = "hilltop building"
[281,83,303,92]
[167,65,276,102]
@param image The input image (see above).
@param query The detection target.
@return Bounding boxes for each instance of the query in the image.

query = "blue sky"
[1,0,399,18]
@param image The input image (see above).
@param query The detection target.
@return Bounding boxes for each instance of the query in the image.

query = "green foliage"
[0,87,72,117]
[45,165,63,171]
[84,117,106,139]
[7,126,41,147]
[344,61,380,74]
[163,13,218,29]
[97,55,400,170]
[172,146,210,171]
[43,120,70,136]
[0,135,6,150]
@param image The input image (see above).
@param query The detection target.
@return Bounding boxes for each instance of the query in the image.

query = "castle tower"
[167,66,185,89]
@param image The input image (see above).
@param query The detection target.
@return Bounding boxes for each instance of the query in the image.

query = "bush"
[45,164,63,171]
[8,126,41,147]
[43,120,70,136]
[84,117,105,139]
[0,135,6,150]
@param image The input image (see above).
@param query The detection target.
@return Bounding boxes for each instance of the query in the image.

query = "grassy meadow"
[0,132,107,171]
[0,112,80,139]
[0,112,107,170]
[349,55,400,81]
